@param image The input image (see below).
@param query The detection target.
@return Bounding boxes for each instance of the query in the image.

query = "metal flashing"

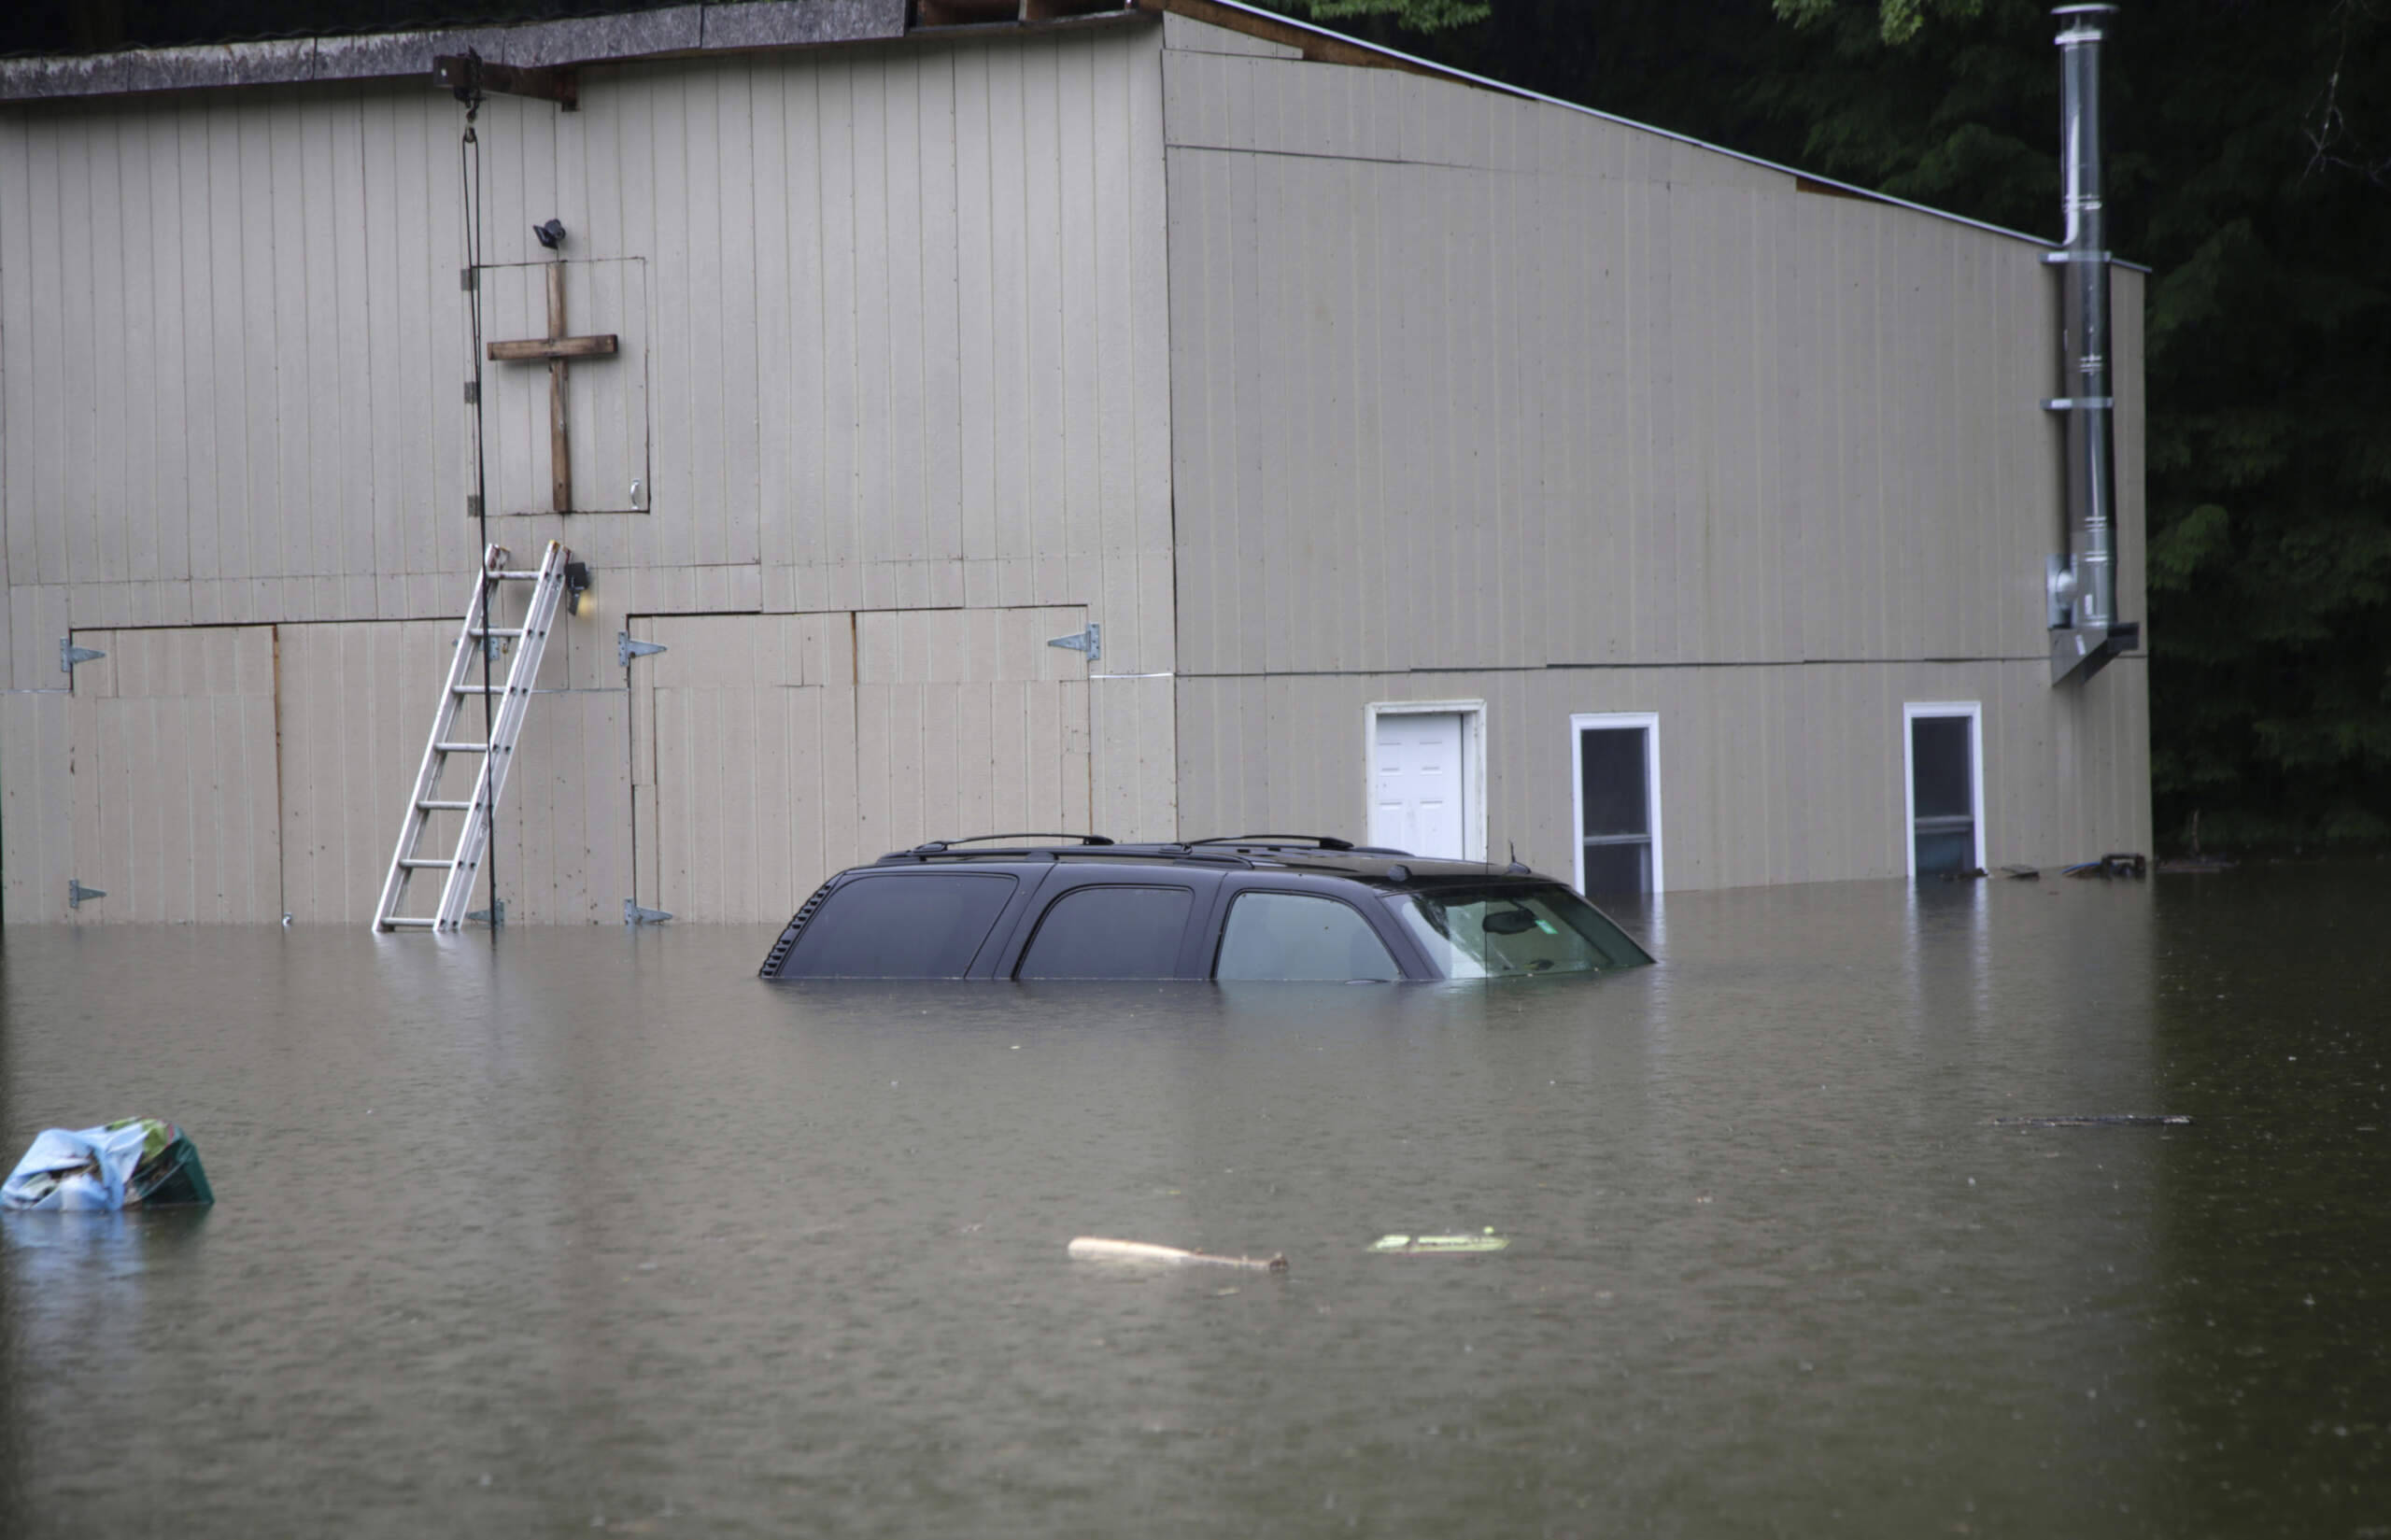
[1152,0,2153,270]
[0,1,908,103]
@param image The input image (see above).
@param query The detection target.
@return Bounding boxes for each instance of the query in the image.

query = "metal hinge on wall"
[67,879,106,908]
[619,633,667,668]
[1045,621,1100,664]
[60,639,104,675]
[465,898,505,926]
[624,899,672,925]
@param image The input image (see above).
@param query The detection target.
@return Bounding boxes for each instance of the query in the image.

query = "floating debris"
[1989,1113,2192,1128]
[1067,1236,1289,1272]
[4,1118,215,1211]
[1371,1230,1510,1254]
[2062,853,2148,879]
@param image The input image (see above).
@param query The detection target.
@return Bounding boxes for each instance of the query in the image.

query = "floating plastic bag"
[3,1118,214,1211]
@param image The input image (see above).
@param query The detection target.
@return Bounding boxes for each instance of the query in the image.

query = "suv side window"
[1015,885,1195,979]
[1213,891,1400,982]
[774,872,1019,978]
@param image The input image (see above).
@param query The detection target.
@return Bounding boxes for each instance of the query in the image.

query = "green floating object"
[1371,1230,1509,1254]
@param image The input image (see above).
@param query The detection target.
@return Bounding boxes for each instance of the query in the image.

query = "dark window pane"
[1915,828,1976,878]
[1911,715,1974,820]
[1017,885,1194,979]
[1581,841,1651,897]
[1214,892,1399,982]
[1579,728,1649,838]
[776,873,1019,978]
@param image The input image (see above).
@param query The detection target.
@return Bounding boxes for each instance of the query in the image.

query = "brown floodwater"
[1,865,2385,1537]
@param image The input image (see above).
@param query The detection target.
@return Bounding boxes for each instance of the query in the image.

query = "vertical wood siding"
[1162,40,2150,884]
[1,22,1180,918]
[63,625,281,922]
[1178,661,2150,892]
[631,605,1088,923]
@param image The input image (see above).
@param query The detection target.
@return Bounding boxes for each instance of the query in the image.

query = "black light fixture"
[534,219,567,250]
[564,560,592,615]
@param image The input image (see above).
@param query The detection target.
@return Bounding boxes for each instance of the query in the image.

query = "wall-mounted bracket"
[2051,620,2140,685]
[465,899,506,925]
[1045,621,1100,664]
[619,632,667,669]
[60,639,104,675]
[624,899,673,925]
[432,53,579,109]
[2046,555,2077,629]
[67,878,106,908]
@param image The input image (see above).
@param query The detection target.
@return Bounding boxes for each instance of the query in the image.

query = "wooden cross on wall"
[487,261,617,513]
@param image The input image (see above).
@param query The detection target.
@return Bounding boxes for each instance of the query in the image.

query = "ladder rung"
[419,799,474,812]
[433,741,489,754]
[491,570,543,581]
[471,628,525,638]
[453,684,510,694]
[383,917,436,929]
[399,858,454,869]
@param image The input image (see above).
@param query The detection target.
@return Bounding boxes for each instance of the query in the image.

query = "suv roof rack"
[1185,834,1417,856]
[905,833,1115,855]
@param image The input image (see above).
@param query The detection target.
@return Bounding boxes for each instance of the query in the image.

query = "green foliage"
[1269,0,1489,35]
[1774,0,1984,47]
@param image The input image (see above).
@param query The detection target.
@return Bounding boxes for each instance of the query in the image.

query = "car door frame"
[988,863,1231,981]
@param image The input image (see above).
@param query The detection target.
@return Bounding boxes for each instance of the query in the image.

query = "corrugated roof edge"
[1153,0,2151,271]
[0,0,913,101]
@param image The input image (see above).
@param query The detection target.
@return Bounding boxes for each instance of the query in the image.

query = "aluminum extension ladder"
[371,541,573,932]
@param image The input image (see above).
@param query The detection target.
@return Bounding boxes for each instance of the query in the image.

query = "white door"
[1371,712,1465,858]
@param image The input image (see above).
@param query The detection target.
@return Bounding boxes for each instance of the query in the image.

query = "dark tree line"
[10,0,2387,854]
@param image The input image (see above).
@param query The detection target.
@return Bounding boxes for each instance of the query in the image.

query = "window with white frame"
[1571,713,1662,897]
[1903,702,1986,878]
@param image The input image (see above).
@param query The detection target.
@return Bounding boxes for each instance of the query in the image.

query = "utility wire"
[459,83,501,934]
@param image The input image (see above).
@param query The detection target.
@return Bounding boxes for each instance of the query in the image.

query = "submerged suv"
[757,835,1653,982]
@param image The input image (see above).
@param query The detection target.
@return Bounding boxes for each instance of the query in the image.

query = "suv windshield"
[1384,883,1651,979]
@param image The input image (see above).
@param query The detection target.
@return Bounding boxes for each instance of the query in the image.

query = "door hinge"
[60,639,105,674]
[619,632,667,668]
[624,899,672,925]
[1045,621,1100,664]
[465,898,506,925]
[466,494,484,518]
[67,878,106,908]
[461,266,478,291]
[463,379,480,404]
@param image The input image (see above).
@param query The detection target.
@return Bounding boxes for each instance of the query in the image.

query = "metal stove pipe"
[2046,3,2134,684]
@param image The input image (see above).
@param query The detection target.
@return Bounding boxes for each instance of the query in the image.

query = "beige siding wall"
[630,605,1090,922]
[0,20,1178,919]
[1162,40,2151,884]
[1179,660,2151,890]
[62,626,282,923]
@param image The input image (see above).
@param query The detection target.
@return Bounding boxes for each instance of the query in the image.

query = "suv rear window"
[773,872,1019,978]
[1015,885,1194,979]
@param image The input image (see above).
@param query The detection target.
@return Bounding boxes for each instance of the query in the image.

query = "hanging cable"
[458,74,502,932]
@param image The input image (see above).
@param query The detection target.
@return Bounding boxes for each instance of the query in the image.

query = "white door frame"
[1363,699,1486,861]
[1569,712,1663,897]
[1901,699,1987,878]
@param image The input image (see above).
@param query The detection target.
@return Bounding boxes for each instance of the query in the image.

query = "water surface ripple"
[3,868,2384,1537]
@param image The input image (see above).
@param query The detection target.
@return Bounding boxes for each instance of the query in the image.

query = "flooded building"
[0,0,2148,925]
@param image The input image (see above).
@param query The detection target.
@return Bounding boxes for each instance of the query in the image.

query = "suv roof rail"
[905,832,1115,855]
[1187,833,1364,852]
